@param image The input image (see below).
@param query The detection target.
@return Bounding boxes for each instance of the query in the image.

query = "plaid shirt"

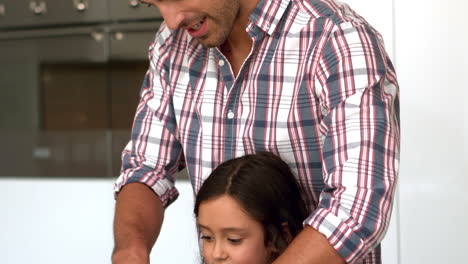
[114,0,400,263]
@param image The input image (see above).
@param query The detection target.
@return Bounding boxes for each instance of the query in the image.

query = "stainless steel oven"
[0,0,163,177]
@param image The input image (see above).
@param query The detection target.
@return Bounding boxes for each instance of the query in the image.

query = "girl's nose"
[211,241,228,262]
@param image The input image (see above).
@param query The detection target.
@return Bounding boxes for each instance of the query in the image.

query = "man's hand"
[273,226,346,264]
[112,183,165,264]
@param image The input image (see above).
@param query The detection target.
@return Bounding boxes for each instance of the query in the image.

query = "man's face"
[142,0,240,47]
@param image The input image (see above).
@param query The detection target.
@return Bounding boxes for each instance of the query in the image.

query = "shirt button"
[218,60,225,67]
[227,110,235,119]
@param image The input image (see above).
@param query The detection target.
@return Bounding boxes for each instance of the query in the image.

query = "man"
[112,0,400,263]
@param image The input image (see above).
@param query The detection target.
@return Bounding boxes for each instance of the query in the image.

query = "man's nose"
[158,4,185,30]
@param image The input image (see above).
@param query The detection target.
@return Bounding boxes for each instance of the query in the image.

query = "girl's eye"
[200,235,214,242]
[227,238,242,245]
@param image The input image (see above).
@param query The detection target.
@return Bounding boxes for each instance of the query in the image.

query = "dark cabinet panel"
[39,61,146,131]
[110,62,146,129]
[40,64,110,130]
[22,61,148,177]
[111,130,132,177]
[33,131,111,177]
[0,7,160,177]
[109,22,161,61]
[0,0,162,29]
[1,132,36,176]
[0,27,109,62]
[0,0,109,29]
[108,0,162,21]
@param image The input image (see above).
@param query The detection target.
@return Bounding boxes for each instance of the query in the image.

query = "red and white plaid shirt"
[115,0,400,263]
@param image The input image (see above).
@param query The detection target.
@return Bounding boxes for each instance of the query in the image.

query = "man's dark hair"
[194,151,309,260]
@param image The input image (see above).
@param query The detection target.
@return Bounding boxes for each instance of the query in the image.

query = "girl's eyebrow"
[198,224,209,230]
[198,224,247,233]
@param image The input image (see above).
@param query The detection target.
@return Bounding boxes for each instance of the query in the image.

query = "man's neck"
[220,0,260,63]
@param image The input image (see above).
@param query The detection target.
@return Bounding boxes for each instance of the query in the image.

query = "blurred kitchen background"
[0,0,466,263]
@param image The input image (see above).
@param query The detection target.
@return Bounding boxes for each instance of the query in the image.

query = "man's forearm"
[273,226,346,264]
[112,183,165,264]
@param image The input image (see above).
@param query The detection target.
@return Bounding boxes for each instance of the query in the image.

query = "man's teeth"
[192,20,204,30]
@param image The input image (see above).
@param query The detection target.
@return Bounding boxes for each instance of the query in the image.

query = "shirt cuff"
[114,171,179,208]
[304,208,375,264]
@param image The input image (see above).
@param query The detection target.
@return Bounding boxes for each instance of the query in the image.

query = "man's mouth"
[187,17,208,38]
[191,18,205,30]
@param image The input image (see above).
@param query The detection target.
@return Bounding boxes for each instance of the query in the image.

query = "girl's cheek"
[232,245,269,264]
[202,245,212,263]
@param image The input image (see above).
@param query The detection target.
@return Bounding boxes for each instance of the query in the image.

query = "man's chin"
[197,40,218,49]
[195,35,226,49]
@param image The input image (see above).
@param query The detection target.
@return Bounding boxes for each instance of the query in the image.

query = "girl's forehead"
[197,195,262,231]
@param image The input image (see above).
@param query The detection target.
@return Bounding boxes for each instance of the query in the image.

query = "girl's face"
[197,195,270,264]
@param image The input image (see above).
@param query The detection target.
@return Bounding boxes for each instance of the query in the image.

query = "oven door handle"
[109,30,155,41]
[29,1,47,16]
[73,0,89,12]
[0,28,107,42]
[129,0,140,8]
[0,3,6,17]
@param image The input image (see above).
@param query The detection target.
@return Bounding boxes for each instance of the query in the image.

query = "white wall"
[347,0,468,262]
[0,176,396,264]
[394,0,468,262]
[0,178,199,264]
[1,0,466,263]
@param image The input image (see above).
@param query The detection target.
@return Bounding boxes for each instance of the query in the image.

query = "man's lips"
[187,17,208,38]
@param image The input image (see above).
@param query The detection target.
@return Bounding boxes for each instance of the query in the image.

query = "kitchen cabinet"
[109,0,162,21]
[0,0,162,29]
[0,12,160,177]
[0,0,109,28]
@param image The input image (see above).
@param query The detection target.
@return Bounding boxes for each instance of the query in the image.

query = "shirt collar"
[248,0,292,36]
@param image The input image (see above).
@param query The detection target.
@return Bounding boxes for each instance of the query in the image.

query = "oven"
[0,0,163,177]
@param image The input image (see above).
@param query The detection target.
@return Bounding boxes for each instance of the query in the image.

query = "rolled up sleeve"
[305,21,400,263]
[114,24,183,208]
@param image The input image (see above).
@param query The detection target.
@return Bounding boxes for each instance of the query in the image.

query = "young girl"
[194,152,309,264]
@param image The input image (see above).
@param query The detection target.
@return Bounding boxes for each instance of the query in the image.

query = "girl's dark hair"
[194,152,308,260]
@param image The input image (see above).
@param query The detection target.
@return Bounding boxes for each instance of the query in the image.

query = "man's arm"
[111,22,183,264]
[112,183,165,264]
[273,226,345,264]
[274,19,399,264]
